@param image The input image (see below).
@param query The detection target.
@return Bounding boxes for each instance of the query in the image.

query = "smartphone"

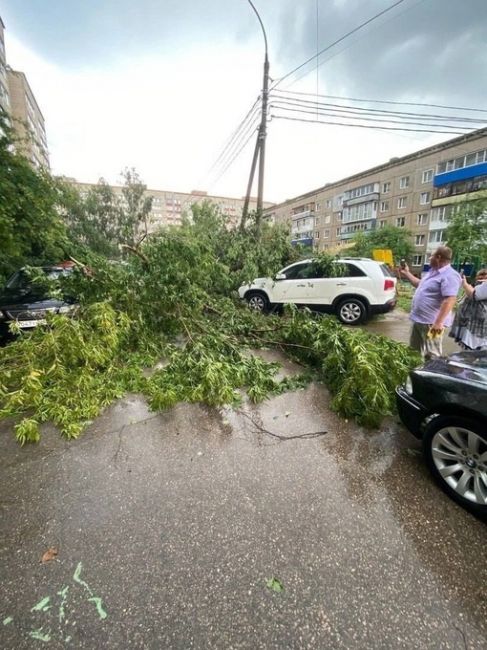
[400,259,406,269]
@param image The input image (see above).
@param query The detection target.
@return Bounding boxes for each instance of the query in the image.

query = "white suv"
[238,258,397,325]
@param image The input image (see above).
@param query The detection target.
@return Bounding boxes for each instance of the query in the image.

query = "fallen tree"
[0,207,419,443]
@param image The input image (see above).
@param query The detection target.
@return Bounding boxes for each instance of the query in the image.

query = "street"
[0,313,485,649]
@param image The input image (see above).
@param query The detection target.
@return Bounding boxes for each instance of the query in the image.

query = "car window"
[343,263,367,278]
[380,264,394,277]
[282,263,310,279]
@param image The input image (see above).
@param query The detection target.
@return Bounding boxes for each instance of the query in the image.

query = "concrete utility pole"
[241,0,269,232]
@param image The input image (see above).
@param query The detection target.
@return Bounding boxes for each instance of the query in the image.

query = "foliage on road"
[0,207,419,443]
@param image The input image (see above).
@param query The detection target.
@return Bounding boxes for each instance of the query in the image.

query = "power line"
[206,121,260,190]
[272,0,409,89]
[269,96,487,126]
[272,88,487,115]
[269,113,467,135]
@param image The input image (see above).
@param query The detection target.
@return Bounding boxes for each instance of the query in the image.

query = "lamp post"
[241,0,269,231]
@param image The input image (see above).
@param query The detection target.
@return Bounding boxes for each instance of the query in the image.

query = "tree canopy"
[350,225,414,263]
[445,198,487,265]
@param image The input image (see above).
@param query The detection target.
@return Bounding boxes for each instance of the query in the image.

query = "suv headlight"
[0,310,5,321]
[58,305,74,314]
[405,375,413,395]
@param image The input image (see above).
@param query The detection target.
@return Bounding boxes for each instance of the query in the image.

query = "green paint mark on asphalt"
[31,596,51,612]
[57,585,70,624]
[88,597,107,620]
[266,577,284,593]
[3,616,13,625]
[28,628,51,642]
[73,562,108,620]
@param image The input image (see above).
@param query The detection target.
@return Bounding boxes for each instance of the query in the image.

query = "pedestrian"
[399,246,462,358]
[449,267,487,350]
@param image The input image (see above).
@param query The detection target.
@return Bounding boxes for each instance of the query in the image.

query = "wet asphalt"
[0,312,485,649]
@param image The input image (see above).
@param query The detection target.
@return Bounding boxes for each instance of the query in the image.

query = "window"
[324,215,331,224]
[315,202,321,211]
[397,197,407,209]
[413,255,423,267]
[382,182,391,193]
[379,220,386,229]
[436,149,487,174]
[345,183,377,200]
[396,217,405,227]
[416,213,428,226]
[343,264,367,278]
[422,169,433,183]
[336,228,341,237]
[429,230,444,244]
[326,199,332,209]
[324,229,330,239]
[315,231,320,239]
[415,234,425,246]
[419,192,430,205]
[399,176,409,189]
[380,201,389,212]
[284,263,310,280]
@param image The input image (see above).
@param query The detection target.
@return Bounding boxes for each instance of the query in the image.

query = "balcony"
[342,192,379,208]
[433,162,487,187]
[291,208,314,220]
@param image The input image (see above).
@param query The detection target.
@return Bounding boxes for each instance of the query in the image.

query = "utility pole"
[241,1,269,233]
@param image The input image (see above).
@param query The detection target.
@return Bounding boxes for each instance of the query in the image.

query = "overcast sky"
[2,0,487,203]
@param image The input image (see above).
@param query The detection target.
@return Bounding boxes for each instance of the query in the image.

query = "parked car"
[0,265,77,339]
[396,350,487,518]
[238,258,397,325]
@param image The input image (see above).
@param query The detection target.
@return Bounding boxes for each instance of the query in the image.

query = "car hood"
[241,277,273,288]
[421,350,487,385]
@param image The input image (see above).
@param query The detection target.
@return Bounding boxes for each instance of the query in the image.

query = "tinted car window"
[283,263,310,280]
[343,263,366,278]
[380,264,394,277]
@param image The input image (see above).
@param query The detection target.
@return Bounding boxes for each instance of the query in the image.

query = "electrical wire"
[269,113,467,135]
[272,0,408,90]
[271,88,487,115]
[268,98,485,128]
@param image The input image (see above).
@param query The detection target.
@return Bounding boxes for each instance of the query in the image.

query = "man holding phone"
[399,246,462,358]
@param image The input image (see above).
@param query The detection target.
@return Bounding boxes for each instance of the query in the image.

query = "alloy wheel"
[431,426,487,506]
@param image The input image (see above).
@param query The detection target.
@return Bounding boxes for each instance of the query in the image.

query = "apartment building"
[0,17,10,113]
[7,69,49,168]
[264,127,487,271]
[71,181,273,232]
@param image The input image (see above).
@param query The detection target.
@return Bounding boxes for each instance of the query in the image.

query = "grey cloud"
[271,0,487,107]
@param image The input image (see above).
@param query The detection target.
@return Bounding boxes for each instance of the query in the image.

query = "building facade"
[264,128,487,271]
[0,17,10,114]
[71,181,273,232]
[7,69,49,168]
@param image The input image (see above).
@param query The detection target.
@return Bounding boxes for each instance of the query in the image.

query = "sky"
[2,0,487,204]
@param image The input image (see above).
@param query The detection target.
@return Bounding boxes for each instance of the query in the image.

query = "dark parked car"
[0,265,77,340]
[396,350,487,518]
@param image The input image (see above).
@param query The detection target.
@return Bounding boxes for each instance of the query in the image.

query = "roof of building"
[265,126,487,211]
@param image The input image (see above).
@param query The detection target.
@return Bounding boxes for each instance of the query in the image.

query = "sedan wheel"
[424,416,487,517]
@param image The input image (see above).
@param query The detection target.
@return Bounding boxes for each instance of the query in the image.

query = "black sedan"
[396,350,487,518]
[0,266,77,340]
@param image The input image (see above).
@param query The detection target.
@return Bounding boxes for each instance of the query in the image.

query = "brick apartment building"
[0,15,49,168]
[264,127,487,271]
[71,181,274,232]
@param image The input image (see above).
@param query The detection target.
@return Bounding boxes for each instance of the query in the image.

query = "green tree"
[63,168,154,258]
[350,225,414,263]
[0,110,71,282]
[445,198,487,264]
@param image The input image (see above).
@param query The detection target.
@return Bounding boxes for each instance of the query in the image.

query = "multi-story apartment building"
[7,68,49,168]
[0,17,10,114]
[71,181,273,232]
[264,127,487,271]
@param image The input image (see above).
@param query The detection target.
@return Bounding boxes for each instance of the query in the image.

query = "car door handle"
[336,282,347,286]
[296,284,306,287]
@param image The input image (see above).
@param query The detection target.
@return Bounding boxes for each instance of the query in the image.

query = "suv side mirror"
[275,273,286,281]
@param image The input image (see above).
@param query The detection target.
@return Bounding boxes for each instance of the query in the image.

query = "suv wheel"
[336,298,367,325]
[423,415,487,518]
[246,291,269,313]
